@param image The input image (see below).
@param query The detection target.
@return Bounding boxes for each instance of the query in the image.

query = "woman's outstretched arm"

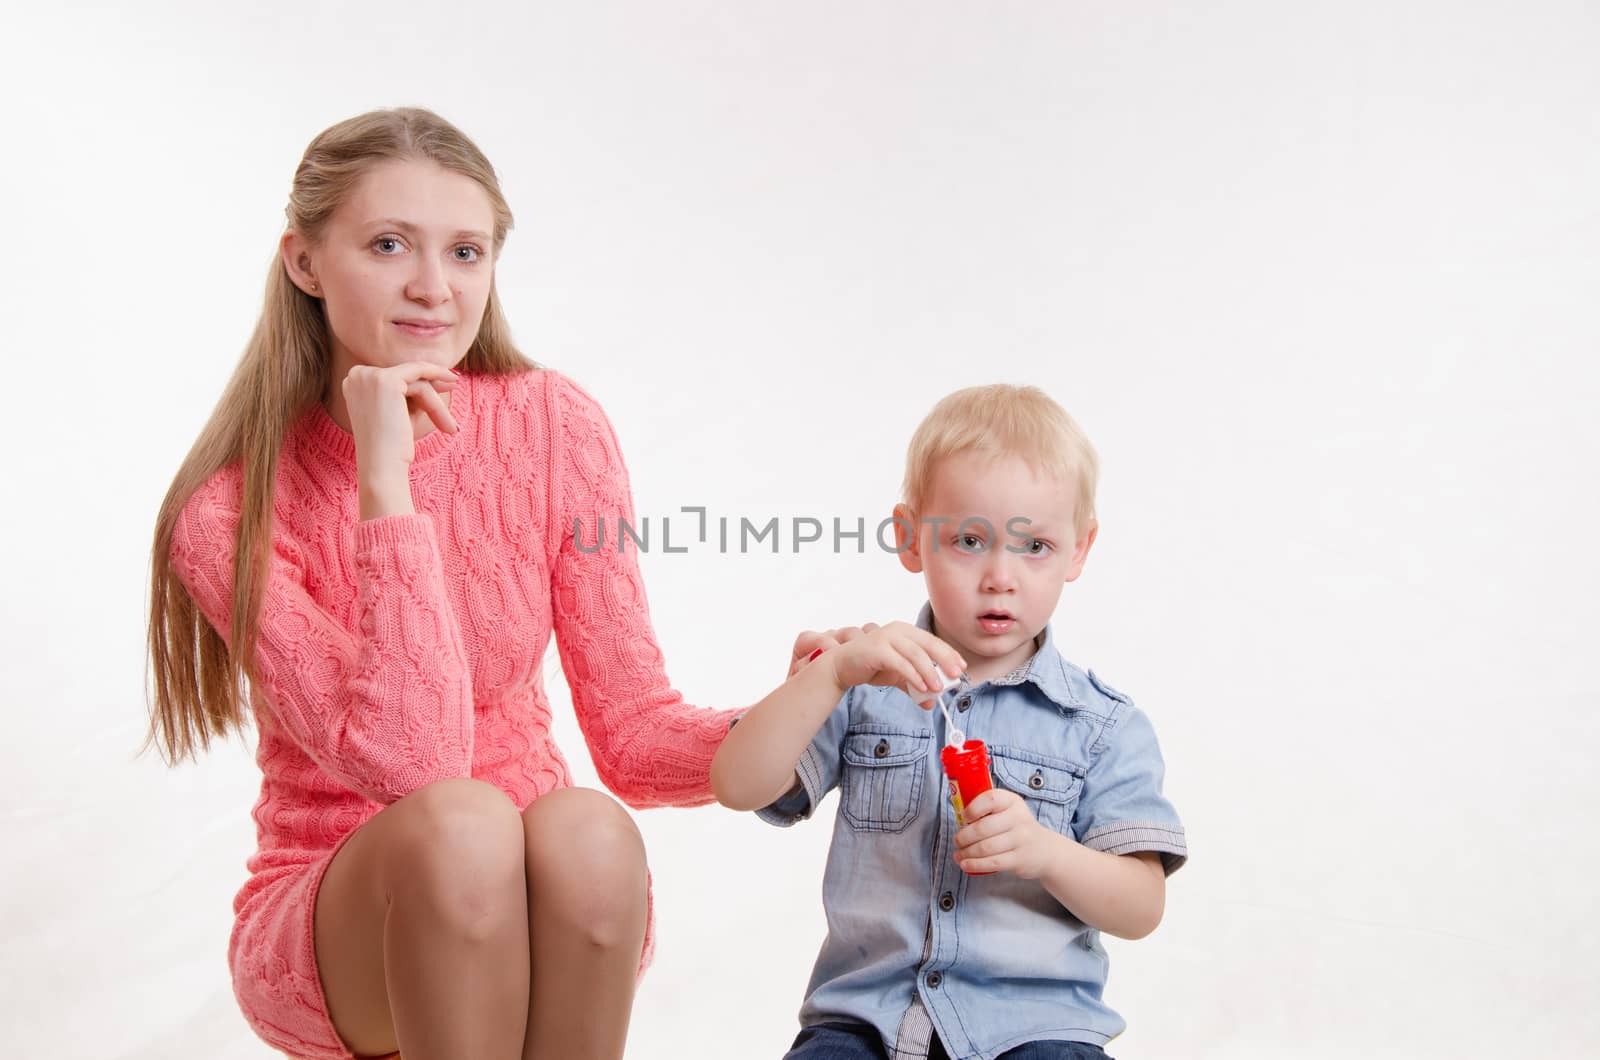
[544,371,742,808]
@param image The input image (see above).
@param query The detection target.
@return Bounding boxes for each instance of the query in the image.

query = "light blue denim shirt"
[756,603,1187,1059]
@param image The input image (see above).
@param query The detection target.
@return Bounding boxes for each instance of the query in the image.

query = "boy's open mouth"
[978,611,1015,633]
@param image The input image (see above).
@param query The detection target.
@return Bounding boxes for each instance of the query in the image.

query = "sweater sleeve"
[545,371,741,809]
[169,471,474,804]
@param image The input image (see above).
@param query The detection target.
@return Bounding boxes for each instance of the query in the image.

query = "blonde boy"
[715,385,1186,1060]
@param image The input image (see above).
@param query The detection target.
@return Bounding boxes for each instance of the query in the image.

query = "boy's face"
[894,451,1096,681]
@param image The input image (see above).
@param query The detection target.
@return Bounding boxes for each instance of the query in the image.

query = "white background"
[3,2,1597,1058]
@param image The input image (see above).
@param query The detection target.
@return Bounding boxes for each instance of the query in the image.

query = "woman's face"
[283,158,497,377]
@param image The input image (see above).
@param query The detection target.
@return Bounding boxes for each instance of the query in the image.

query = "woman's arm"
[171,471,474,804]
[544,374,962,809]
[544,372,742,808]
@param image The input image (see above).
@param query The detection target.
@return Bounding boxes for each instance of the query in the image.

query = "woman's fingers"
[344,363,457,421]
[791,629,839,663]
[790,624,886,677]
[345,360,456,393]
[406,379,458,434]
[390,360,459,386]
[791,632,822,662]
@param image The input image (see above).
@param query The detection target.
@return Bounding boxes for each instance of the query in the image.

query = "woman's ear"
[280,230,321,298]
[893,503,922,574]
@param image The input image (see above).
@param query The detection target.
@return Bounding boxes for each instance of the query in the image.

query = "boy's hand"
[953,789,1059,878]
[821,622,966,707]
[788,624,879,678]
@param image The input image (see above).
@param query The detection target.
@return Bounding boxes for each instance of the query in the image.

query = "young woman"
[145,106,833,1060]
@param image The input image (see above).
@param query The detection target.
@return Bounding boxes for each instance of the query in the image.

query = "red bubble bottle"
[941,739,993,827]
[936,673,996,876]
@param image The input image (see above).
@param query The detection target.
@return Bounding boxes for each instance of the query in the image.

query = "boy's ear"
[1063,520,1099,583]
[893,503,922,573]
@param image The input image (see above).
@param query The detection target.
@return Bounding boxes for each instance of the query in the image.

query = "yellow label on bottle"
[948,778,968,826]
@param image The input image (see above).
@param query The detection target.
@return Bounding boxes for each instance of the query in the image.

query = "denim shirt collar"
[914,600,1082,713]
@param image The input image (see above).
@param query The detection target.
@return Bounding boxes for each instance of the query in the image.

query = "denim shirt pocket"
[840,727,932,833]
[990,747,1085,834]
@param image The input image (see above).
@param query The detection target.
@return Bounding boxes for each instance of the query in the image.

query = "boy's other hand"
[788,624,880,678]
[953,789,1057,878]
[821,622,966,707]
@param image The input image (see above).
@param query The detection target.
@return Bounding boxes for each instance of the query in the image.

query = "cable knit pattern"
[168,368,740,1060]
[548,375,741,807]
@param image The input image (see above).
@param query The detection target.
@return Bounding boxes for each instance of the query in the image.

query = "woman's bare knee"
[316,777,527,1052]
[384,778,527,936]
[522,788,648,948]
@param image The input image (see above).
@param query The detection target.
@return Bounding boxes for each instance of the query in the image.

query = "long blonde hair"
[146,107,536,764]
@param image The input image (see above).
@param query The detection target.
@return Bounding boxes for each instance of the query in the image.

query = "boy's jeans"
[785,1021,1114,1060]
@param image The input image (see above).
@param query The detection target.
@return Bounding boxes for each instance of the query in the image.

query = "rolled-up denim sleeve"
[753,685,854,827]
[1073,700,1188,875]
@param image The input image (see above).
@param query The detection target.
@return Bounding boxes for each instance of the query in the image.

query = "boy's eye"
[1027,539,1053,555]
[956,535,986,553]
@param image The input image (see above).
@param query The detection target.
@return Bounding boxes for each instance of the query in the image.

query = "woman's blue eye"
[373,238,482,262]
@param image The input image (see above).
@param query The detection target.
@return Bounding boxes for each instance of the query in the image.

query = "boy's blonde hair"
[902,384,1099,539]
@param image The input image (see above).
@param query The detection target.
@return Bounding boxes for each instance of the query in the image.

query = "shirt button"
[1029,770,1045,790]
[925,971,943,989]
[874,739,890,758]
[957,695,972,712]
[939,892,955,912]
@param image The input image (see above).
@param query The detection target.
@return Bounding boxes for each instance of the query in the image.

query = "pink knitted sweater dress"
[169,367,739,1060]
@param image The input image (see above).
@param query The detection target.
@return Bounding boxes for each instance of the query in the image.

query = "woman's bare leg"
[314,777,531,1059]
[520,787,650,1060]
